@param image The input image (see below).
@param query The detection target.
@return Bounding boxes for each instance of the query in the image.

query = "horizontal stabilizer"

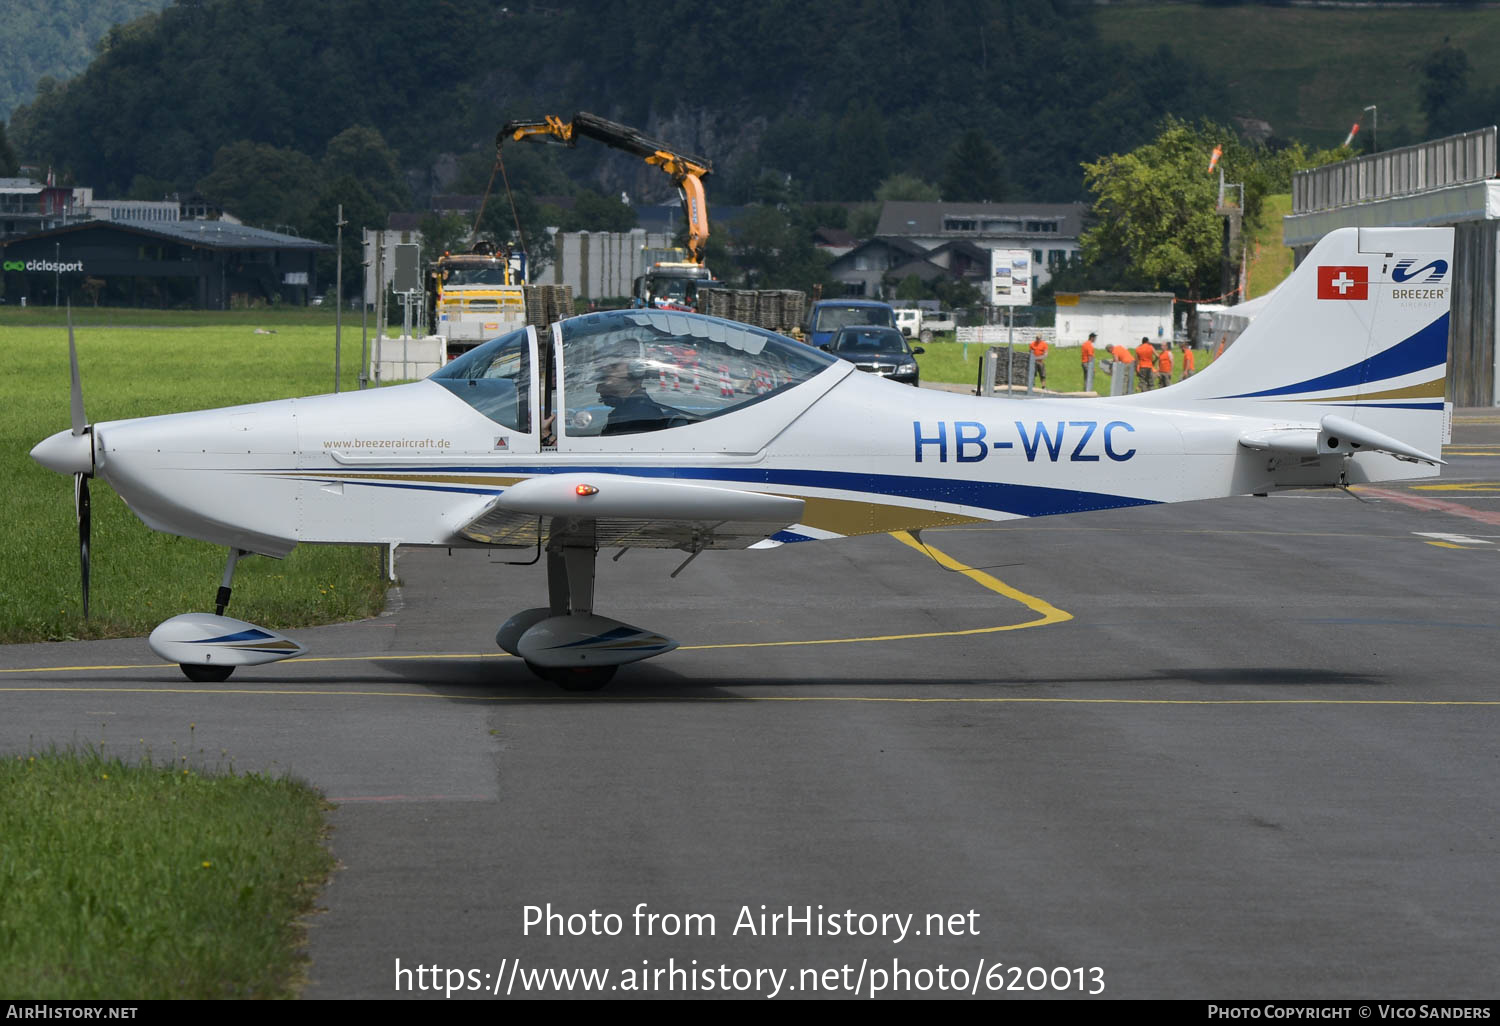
[1239,414,1444,465]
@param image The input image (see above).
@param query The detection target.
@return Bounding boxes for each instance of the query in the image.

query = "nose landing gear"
[147,548,305,682]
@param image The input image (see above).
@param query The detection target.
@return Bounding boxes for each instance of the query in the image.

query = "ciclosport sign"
[3,259,84,272]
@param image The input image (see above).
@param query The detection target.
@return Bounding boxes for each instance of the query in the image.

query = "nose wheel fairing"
[149,548,305,683]
[148,612,306,679]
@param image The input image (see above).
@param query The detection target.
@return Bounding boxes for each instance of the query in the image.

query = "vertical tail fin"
[1136,226,1452,478]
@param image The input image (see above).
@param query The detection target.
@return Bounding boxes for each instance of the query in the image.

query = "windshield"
[444,267,506,286]
[559,310,835,437]
[429,326,531,431]
[813,305,896,332]
[833,328,909,355]
[651,277,690,302]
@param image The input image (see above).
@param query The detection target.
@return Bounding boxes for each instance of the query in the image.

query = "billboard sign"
[393,243,421,293]
[990,248,1032,307]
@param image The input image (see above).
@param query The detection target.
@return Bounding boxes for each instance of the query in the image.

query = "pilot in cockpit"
[596,356,685,435]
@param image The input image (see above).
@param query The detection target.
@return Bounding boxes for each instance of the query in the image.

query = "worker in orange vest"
[1110,343,1133,394]
[1080,332,1096,390]
[1029,333,1048,388]
[1134,336,1156,391]
[1156,345,1173,388]
[1181,344,1196,379]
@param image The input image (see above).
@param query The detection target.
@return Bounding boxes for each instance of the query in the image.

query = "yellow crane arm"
[498,112,713,265]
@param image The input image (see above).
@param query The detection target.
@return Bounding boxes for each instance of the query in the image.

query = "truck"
[633,248,719,310]
[425,243,528,357]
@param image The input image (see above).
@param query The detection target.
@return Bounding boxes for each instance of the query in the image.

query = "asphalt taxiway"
[3,411,1498,999]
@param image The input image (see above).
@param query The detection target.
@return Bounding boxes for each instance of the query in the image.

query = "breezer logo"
[1391,258,1448,284]
[1317,265,1368,300]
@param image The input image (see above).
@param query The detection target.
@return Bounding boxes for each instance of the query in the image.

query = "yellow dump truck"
[427,244,528,357]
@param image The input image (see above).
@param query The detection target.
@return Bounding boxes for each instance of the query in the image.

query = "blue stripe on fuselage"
[1214,313,1448,400]
[300,465,1158,519]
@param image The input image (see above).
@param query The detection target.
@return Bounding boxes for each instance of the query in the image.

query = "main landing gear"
[496,534,679,690]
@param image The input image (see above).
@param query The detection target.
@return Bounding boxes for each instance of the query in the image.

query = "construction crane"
[499,111,712,265]
[498,112,719,310]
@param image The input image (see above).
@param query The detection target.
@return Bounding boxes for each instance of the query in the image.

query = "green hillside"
[1095,3,1500,148]
[1246,192,1294,300]
[0,0,171,121]
[5,0,1230,205]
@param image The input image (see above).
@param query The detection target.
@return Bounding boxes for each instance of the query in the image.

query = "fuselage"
[78,365,1285,558]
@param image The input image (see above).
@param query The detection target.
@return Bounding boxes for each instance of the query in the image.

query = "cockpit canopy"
[430,310,836,437]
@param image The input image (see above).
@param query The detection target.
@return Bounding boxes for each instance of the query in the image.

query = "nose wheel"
[525,661,617,690]
[181,663,235,683]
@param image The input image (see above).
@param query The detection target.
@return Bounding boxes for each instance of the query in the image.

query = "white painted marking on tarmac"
[1414,532,1493,545]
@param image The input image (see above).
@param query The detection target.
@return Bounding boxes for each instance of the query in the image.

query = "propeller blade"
[68,305,87,436]
[75,473,91,620]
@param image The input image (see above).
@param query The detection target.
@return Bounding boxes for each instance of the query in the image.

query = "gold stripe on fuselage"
[789,495,986,537]
[1284,378,1445,404]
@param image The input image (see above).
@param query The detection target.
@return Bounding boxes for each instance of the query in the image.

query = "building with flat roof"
[0,178,80,238]
[1,218,330,308]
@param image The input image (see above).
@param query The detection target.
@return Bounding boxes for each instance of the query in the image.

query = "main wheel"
[181,663,234,683]
[525,661,617,691]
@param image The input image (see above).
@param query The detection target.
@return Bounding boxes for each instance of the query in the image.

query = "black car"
[824,326,924,386]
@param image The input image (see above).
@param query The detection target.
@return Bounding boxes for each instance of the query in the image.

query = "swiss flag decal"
[1317,265,1368,300]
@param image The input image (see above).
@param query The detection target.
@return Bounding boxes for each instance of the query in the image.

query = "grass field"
[1095,4,1500,148]
[1,308,387,643]
[0,746,333,998]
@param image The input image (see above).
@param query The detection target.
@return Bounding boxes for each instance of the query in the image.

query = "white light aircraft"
[31,227,1453,687]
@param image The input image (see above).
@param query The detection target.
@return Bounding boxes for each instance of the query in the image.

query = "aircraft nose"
[31,428,93,476]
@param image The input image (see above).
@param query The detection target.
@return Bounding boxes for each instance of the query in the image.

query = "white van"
[894,308,922,337]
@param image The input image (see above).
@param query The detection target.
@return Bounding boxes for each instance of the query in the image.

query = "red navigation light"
[575,483,598,496]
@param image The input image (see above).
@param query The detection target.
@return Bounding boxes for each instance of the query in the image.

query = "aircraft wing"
[454,474,805,550]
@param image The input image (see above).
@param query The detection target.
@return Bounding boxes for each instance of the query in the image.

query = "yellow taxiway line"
[4,534,1495,706]
[0,532,1068,674]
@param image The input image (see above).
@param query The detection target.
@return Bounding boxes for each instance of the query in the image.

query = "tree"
[875,173,941,203]
[305,175,386,299]
[939,130,1006,202]
[475,190,554,274]
[565,189,638,232]
[321,125,409,213]
[418,212,474,263]
[126,174,175,201]
[1080,118,1226,298]
[723,204,835,293]
[847,203,880,240]
[893,274,928,302]
[932,276,983,312]
[1421,42,1472,138]
[0,120,16,176]
[196,140,318,229]
[829,102,891,202]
